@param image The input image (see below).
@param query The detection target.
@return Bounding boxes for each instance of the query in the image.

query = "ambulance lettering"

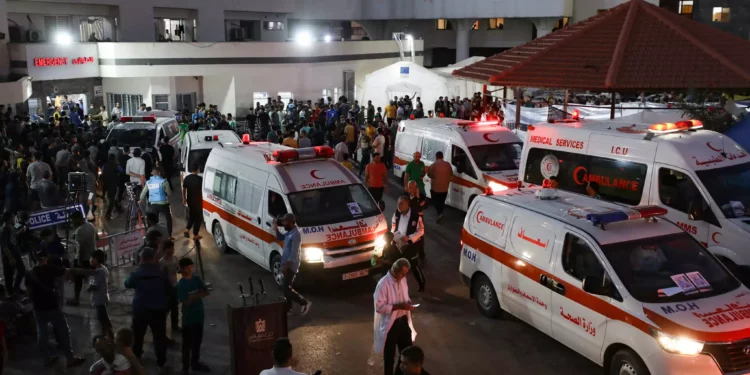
[530,136,552,145]
[207,194,222,205]
[660,302,700,315]
[324,216,384,242]
[693,301,750,328]
[507,285,547,310]
[573,166,639,192]
[676,221,698,235]
[302,226,325,234]
[560,307,596,336]
[462,247,477,262]
[517,228,548,248]
[475,210,505,230]
[300,179,347,190]
[610,146,629,156]
[555,139,585,150]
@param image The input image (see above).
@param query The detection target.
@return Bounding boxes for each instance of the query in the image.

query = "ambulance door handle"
[257,217,261,225]
[265,221,272,227]
[553,283,566,295]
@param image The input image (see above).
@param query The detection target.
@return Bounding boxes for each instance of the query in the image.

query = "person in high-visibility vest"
[139,166,173,240]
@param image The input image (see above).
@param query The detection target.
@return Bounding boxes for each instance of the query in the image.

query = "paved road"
[6,172,601,375]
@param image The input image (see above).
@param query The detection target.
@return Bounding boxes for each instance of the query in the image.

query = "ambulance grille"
[702,339,750,373]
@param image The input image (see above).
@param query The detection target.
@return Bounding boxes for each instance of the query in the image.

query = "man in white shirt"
[111,102,122,120]
[259,337,308,375]
[372,128,386,157]
[391,196,426,291]
[125,148,146,185]
[374,258,417,375]
[334,137,349,163]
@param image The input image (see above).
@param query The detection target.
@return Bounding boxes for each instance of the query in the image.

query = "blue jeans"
[34,308,74,360]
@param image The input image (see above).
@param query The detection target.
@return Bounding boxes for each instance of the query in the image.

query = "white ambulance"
[393,118,523,211]
[202,144,388,286]
[105,115,182,162]
[518,119,750,275]
[178,130,241,180]
[460,186,750,375]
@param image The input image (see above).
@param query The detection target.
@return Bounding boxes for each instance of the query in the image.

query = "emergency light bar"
[270,146,335,163]
[648,120,703,134]
[242,134,251,144]
[586,206,668,227]
[204,135,220,141]
[119,115,156,123]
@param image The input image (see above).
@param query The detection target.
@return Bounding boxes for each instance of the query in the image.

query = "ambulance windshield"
[288,184,380,227]
[187,149,211,173]
[601,233,740,303]
[107,128,155,150]
[469,143,522,172]
[696,162,750,218]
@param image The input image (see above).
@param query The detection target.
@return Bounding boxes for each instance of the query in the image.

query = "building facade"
[662,0,749,39]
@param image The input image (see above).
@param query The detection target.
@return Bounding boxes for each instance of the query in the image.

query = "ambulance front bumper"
[644,351,723,375]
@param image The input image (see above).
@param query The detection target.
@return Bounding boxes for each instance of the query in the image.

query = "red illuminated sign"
[33,56,95,67]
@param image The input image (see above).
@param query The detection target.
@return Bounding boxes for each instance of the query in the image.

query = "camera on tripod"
[67,172,88,193]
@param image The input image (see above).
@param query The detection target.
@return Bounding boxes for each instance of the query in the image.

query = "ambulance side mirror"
[582,276,612,297]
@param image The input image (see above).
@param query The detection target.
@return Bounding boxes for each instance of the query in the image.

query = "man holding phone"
[274,213,312,316]
[374,258,418,375]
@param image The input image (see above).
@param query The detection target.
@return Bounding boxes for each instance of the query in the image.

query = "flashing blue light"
[586,206,668,226]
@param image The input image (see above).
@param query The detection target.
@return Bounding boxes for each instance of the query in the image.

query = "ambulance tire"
[270,253,284,288]
[609,349,650,375]
[212,222,229,254]
[473,274,501,318]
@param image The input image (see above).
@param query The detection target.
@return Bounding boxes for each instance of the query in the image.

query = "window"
[678,1,694,17]
[562,233,605,282]
[288,184,380,227]
[421,138,448,162]
[658,168,718,225]
[524,148,648,206]
[712,7,730,22]
[472,20,479,30]
[452,145,477,179]
[469,143,522,172]
[436,19,451,30]
[45,16,71,42]
[695,162,750,219]
[237,182,263,215]
[107,94,144,116]
[153,95,169,111]
[553,17,569,31]
[268,191,288,218]
[212,171,237,204]
[263,21,284,31]
[155,18,193,42]
[488,18,504,30]
[396,134,420,156]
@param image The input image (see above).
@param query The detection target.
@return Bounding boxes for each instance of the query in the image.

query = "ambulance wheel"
[610,349,650,375]
[212,222,229,254]
[473,274,501,318]
[271,254,284,287]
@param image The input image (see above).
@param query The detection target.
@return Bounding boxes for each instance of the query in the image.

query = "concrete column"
[455,19,471,63]
[119,4,155,42]
[197,6,225,42]
[531,17,559,39]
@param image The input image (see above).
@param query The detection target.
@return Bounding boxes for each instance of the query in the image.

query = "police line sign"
[28,205,85,230]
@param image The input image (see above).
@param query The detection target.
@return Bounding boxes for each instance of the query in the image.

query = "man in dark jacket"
[100,154,121,219]
[124,247,171,372]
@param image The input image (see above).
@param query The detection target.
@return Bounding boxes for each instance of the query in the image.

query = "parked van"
[105,115,182,162]
[518,119,750,275]
[393,118,523,211]
[461,186,750,375]
[179,130,241,180]
[203,144,388,286]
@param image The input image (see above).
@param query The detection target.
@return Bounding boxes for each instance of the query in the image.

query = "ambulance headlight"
[374,235,386,255]
[651,328,703,356]
[302,247,324,263]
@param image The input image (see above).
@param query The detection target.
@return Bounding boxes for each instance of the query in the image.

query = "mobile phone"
[411,303,420,308]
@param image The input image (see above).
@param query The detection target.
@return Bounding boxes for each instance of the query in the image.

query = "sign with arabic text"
[28,204,85,230]
[112,229,145,264]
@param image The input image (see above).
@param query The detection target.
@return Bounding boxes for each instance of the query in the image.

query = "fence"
[97,227,146,268]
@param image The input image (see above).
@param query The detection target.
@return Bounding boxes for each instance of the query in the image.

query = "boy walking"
[177,258,211,374]
[89,250,113,338]
[160,241,180,333]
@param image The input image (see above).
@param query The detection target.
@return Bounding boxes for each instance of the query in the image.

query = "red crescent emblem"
[712,232,722,244]
[707,142,722,152]
[545,163,552,172]
[483,133,500,143]
[573,166,587,186]
[310,170,324,180]
[475,210,482,223]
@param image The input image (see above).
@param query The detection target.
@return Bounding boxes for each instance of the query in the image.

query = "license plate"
[342,269,369,280]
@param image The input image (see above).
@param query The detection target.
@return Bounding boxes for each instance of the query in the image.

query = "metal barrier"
[97,227,146,268]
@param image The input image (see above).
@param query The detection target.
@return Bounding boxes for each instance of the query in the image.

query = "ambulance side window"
[562,233,605,283]
[658,168,718,226]
[452,145,477,179]
[212,171,237,204]
[268,191,288,218]
[421,138,447,162]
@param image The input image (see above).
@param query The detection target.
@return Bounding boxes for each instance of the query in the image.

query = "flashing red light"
[272,149,300,163]
[271,146,335,163]
[439,113,445,118]
[527,125,535,131]
[571,109,580,120]
[242,134,251,144]
[475,121,496,126]
[119,115,156,123]
[312,146,335,159]
[213,135,219,141]
[410,114,415,120]
[542,179,552,188]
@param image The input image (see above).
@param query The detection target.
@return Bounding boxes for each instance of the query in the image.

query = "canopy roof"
[452,0,750,90]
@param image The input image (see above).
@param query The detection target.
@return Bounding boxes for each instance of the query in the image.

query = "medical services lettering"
[530,136,552,145]
[660,302,700,315]
[300,179,347,190]
[530,135,585,150]
[324,219,380,241]
[475,210,505,230]
[693,301,750,328]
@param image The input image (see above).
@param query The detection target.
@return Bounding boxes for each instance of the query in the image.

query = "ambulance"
[393,118,523,211]
[105,115,182,162]
[518,119,750,275]
[460,186,750,375]
[202,144,388,286]
[178,130,241,179]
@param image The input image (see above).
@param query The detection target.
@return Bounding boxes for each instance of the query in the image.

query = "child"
[341,153,353,171]
[177,258,211,374]
[90,335,131,375]
[159,241,180,333]
[115,328,145,375]
[89,249,113,338]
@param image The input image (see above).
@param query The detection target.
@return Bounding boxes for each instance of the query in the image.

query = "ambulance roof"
[401,118,521,147]
[530,120,749,172]
[187,131,241,150]
[209,143,361,195]
[484,188,682,245]
[111,116,174,129]
[136,110,178,118]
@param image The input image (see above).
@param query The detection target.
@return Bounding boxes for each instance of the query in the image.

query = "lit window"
[554,17,569,30]
[712,7,730,22]
[678,0,694,17]
[263,21,284,30]
[436,19,451,30]
[488,18,504,30]
[472,20,479,30]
